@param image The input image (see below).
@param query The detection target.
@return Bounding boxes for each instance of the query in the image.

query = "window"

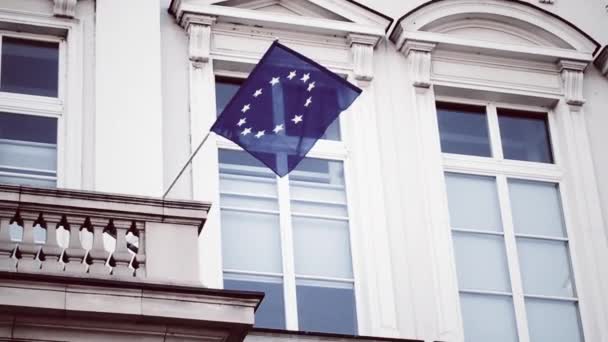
[0,34,62,187]
[216,78,357,334]
[439,101,583,342]
[437,102,554,164]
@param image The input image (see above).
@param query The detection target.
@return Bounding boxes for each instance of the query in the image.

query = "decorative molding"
[179,14,217,67]
[401,40,436,88]
[594,46,608,78]
[53,0,77,18]
[559,60,588,107]
[390,0,599,57]
[348,34,376,86]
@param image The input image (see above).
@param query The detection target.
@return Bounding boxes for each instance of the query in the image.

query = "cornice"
[170,1,384,47]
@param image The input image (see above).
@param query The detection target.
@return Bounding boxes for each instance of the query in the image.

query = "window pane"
[453,232,511,292]
[221,210,282,273]
[296,279,357,335]
[216,79,241,115]
[508,180,566,237]
[0,112,57,187]
[1,37,59,97]
[526,298,583,342]
[445,173,502,232]
[436,102,491,157]
[224,274,286,329]
[498,109,553,163]
[290,159,353,279]
[517,238,575,297]
[460,293,518,342]
[292,216,353,279]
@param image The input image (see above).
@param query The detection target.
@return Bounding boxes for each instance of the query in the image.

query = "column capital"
[347,34,377,87]
[402,40,436,89]
[180,14,217,67]
[53,0,77,18]
[559,59,588,108]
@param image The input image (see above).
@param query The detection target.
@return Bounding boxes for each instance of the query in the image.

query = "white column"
[95,0,164,197]
[346,34,400,338]
[180,14,223,288]
[553,60,608,342]
[401,39,462,342]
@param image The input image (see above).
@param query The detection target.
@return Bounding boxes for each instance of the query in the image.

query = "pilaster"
[345,70,400,337]
[402,38,461,342]
[177,13,223,288]
[53,0,77,18]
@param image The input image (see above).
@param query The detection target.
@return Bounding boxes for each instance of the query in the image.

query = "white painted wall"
[94,0,164,197]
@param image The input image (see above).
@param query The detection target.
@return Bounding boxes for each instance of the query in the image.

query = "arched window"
[390,1,606,341]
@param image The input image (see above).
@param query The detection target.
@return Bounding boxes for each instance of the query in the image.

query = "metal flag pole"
[162,131,212,199]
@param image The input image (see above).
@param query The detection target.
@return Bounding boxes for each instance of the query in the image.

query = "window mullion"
[497,175,530,342]
[487,104,504,160]
[277,175,299,330]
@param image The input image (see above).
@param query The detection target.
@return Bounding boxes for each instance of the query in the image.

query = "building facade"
[1,0,608,341]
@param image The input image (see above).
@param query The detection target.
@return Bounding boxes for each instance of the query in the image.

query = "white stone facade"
[0,0,607,341]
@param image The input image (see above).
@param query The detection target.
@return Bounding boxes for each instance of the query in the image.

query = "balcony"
[0,184,262,342]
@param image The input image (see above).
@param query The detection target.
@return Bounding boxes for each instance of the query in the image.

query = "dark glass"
[215,78,241,115]
[498,109,553,163]
[0,111,57,144]
[436,102,491,157]
[215,78,340,141]
[224,277,286,329]
[1,37,59,97]
[296,282,357,335]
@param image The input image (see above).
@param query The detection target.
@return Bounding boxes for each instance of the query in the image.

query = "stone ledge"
[0,271,263,342]
[0,184,211,229]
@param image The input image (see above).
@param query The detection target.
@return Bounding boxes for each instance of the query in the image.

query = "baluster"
[0,215,17,271]
[133,223,146,279]
[1,212,23,271]
[112,220,134,277]
[64,216,87,274]
[80,218,94,272]
[42,214,65,273]
[18,213,44,273]
[88,218,111,275]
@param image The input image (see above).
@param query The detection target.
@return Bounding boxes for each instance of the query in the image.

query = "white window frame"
[0,30,65,187]
[0,9,85,189]
[437,95,584,342]
[214,70,362,332]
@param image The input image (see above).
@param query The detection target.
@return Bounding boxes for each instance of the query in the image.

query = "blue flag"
[211,41,362,177]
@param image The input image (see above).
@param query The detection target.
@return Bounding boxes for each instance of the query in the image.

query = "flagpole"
[162,131,212,199]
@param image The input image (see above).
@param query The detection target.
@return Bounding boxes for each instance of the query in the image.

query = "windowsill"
[250,327,431,342]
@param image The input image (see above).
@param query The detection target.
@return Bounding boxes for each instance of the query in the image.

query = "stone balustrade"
[0,184,211,284]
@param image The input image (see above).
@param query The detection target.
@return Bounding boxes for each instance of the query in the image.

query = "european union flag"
[211,41,362,177]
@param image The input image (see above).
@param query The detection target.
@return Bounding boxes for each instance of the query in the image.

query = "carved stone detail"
[53,0,77,18]
[594,47,608,79]
[348,34,378,86]
[401,40,436,88]
[179,14,216,68]
[559,60,588,107]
